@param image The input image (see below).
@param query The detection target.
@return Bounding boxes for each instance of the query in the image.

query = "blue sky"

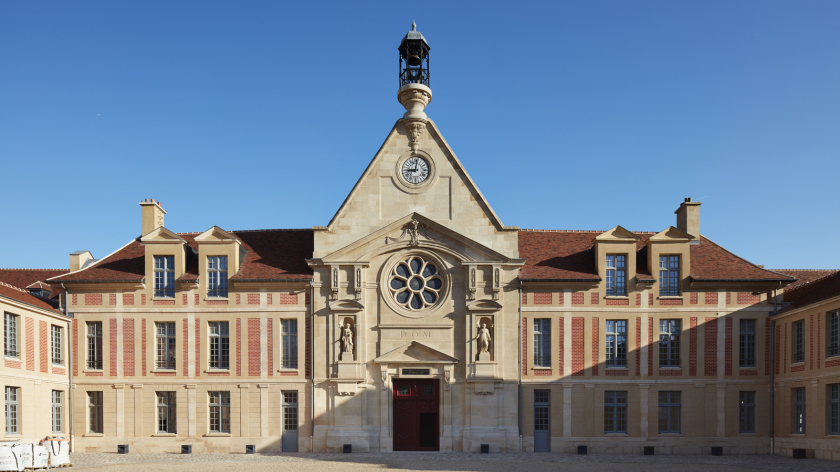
[1,1,838,270]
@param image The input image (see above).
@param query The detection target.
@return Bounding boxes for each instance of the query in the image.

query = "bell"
[407,54,422,67]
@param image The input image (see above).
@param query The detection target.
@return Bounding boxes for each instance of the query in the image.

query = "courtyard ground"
[64,452,838,471]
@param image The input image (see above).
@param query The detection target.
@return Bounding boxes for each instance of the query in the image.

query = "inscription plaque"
[402,369,430,376]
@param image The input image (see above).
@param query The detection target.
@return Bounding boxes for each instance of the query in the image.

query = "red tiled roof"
[49,229,314,283]
[778,271,840,312]
[773,269,837,291]
[0,281,65,314]
[0,269,67,302]
[519,231,793,283]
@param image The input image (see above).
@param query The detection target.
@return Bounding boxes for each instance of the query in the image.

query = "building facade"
[0,24,837,459]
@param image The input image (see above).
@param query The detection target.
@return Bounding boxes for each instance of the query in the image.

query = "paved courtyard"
[64,452,838,471]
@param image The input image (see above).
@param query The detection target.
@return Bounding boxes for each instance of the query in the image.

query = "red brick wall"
[591,292,599,305]
[635,293,641,306]
[194,320,199,375]
[558,317,564,377]
[726,292,731,304]
[648,318,653,377]
[704,317,717,376]
[737,292,760,305]
[182,294,188,305]
[648,294,653,306]
[791,364,805,372]
[607,298,629,306]
[592,317,599,376]
[522,293,527,305]
[278,293,298,305]
[141,294,146,305]
[534,369,552,376]
[236,294,241,305]
[39,321,48,373]
[521,318,527,376]
[182,319,189,375]
[248,318,260,376]
[725,317,733,376]
[109,318,117,376]
[817,313,821,369]
[123,293,134,306]
[689,317,697,376]
[571,293,584,305]
[267,318,273,377]
[660,298,683,306]
[690,292,698,305]
[123,319,135,376]
[705,292,717,305]
[784,323,788,373]
[153,299,174,306]
[194,294,199,305]
[305,293,311,306]
[207,300,228,306]
[72,319,78,376]
[248,294,259,305]
[774,324,781,375]
[810,314,814,370]
[236,319,241,376]
[142,319,146,376]
[534,293,551,305]
[558,292,564,305]
[267,293,273,305]
[571,317,584,376]
[85,294,102,306]
[25,317,34,371]
[71,294,77,306]
[765,318,771,375]
[305,317,311,378]
[635,317,641,376]
[109,294,116,306]
[659,369,683,376]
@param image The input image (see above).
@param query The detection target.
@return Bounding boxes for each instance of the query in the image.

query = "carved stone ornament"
[404,121,426,151]
[354,267,362,300]
[331,267,339,301]
[468,268,476,300]
[492,267,500,300]
[386,218,441,246]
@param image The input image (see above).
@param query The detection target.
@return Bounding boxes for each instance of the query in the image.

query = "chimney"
[69,251,94,272]
[675,197,701,239]
[140,198,167,236]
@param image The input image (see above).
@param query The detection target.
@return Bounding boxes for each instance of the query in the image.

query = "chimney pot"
[140,199,167,236]
[675,198,701,238]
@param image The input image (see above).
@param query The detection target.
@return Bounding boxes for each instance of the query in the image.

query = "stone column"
[260,317,267,378]
[188,314,196,378]
[639,384,649,437]
[239,385,249,437]
[115,384,125,438]
[133,385,143,437]
[186,384,196,437]
[259,384,269,437]
[716,383,726,438]
[562,384,572,437]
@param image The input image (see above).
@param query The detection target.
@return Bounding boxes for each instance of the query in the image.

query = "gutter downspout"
[518,280,523,453]
[61,282,74,453]
[309,281,315,452]
[770,281,780,455]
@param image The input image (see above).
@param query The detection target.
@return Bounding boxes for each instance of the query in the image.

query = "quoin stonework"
[1,23,839,461]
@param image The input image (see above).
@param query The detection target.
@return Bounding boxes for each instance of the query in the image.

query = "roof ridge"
[771,269,839,272]
[0,268,68,271]
[698,234,794,281]
[47,237,140,281]
[782,270,840,294]
[519,229,658,234]
[175,229,313,235]
[0,281,27,293]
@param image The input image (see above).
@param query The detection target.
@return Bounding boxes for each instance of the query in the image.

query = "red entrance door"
[392,379,439,451]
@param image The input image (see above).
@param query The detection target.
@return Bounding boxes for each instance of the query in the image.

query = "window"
[4,313,18,358]
[659,319,681,367]
[207,256,228,298]
[209,322,229,369]
[157,392,176,433]
[88,391,103,434]
[51,325,62,365]
[829,384,839,435]
[658,391,681,433]
[604,391,627,433]
[534,390,550,432]
[153,255,175,298]
[659,255,680,296]
[739,391,755,433]
[209,391,230,433]
[792,387,806,434]
[533,319,551,368]
[155,322,176,369]
[52,390,62,434]
[87,321,103,369]
[829,311,839,358]
[605,320,627,367]
[793,320,804,364]
[283,391,298,432]
[5,387,18,434]
[605,255,627,296]
[739,320,756,367]
[388,256,444,311]
[281,319,298,369]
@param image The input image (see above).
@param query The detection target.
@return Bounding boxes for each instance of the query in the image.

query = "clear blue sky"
[1,1,838,270]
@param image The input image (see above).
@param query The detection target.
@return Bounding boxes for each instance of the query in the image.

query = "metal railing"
[155,359,176,370]
[87,359,103,369]
[4,349,19,358]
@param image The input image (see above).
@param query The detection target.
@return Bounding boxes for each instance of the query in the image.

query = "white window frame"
[605,254,627,296]
[209,391,230,433]
[51,390,62,434]
[828,311,839,358]
[157,391,176,434]
[209,321,229,369]
[51,325,63,365]
[207,256,228,298]
[533,319,551,368]
[5,386,18,434]
[739,391,755,434]
[4,313,18,358]
[739,319,756,367]
[792,387,806,434]
[154,255,175,298]
[658,390,681,434]
[155,322,176,370]
[88,391,103,434]
[604,391,628,433]
[606,320,627,367]
[658,255,680,296]
[281,319,298,369]
[87,321,103,370]
[829,384,839,436]
[793,320,804,364]
[659,319,681,367]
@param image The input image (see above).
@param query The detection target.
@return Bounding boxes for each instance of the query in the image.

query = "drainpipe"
[309,280,315,452]
[61,282,74,452]
[518,280,523,453]
[769,281,780,455]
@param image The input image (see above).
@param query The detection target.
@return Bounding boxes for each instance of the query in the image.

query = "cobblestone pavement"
[65,452,839,471]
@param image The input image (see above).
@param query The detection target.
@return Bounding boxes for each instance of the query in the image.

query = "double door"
[392,379,439,451]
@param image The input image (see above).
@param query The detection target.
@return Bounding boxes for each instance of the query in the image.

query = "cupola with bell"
[397,21,433,151]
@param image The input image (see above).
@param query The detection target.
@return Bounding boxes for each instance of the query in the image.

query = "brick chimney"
[69,250,94,272]
[675,197,701,239]
[140,199,166,236]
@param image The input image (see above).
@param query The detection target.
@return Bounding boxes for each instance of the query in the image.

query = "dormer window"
[606,255,627,296]
[659,255,680,296]
[208,256,228,298]
[154,256,175,298]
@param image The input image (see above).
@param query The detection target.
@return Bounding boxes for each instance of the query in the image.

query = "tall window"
[828,311,839,358]
[51,325,62,365]
[209,322,229,369]
[156,322,176,369]
[209,391,230,433]
[5,387,18,434]
[739,319,756,367]
[659,319,681,367]
[533,319,551,368]
[283,391,299,434]
[157,392,176,433]
[739,391,755,433]
[87,321,103,369]
[207,256,228,298]
[658,391,681,433]
[604,391,627,433]
[792,387,805,434]
[605,320,627,367]
[88,391,103,434]
[154,255,175,298]
[606,255,627,296]
[281,319,298,369]
[793,320,804,364]
[4,313,18,358]
[51,390,62,434]
[829,384,839,435]
[659,255,680,296]
[534,390,550,434]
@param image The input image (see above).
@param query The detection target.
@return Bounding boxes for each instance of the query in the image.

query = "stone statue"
[340,323,354,355]
[476,322,491,355]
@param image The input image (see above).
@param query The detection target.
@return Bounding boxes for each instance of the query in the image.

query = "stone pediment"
[594,225,640,242]
[140,227,186,244]
[466,299,503,312]
[328,298,364,312]
[649,226,694,243]
[194,226,240,243]
[374,341,459,365]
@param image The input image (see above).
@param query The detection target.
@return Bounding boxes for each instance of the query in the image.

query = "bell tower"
[397,21,432,151]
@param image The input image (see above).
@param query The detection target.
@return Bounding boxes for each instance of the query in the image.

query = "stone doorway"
[392,379,439,451]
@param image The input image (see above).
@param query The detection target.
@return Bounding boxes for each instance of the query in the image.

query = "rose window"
[389,257,444,310]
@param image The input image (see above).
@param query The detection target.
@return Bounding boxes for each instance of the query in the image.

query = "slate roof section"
[49,229,314,283]
[518,231,794,283]
[0,281,65,314]
[773,269,838,292]
[777,271,840,312]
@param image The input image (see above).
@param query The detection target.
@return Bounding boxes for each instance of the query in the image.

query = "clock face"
[401,156,430,184]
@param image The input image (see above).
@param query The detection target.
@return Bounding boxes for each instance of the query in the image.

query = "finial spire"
[412,19,416,31]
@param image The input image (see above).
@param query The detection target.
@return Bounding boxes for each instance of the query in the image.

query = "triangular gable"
[648,226,694,243]
[374,341,459,365]
[194,226,240,243]
[140,227,186,243]
[594,225,640,242]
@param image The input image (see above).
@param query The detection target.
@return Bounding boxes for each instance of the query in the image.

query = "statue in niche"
[339,323,354,359]
[476,322,491,356]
